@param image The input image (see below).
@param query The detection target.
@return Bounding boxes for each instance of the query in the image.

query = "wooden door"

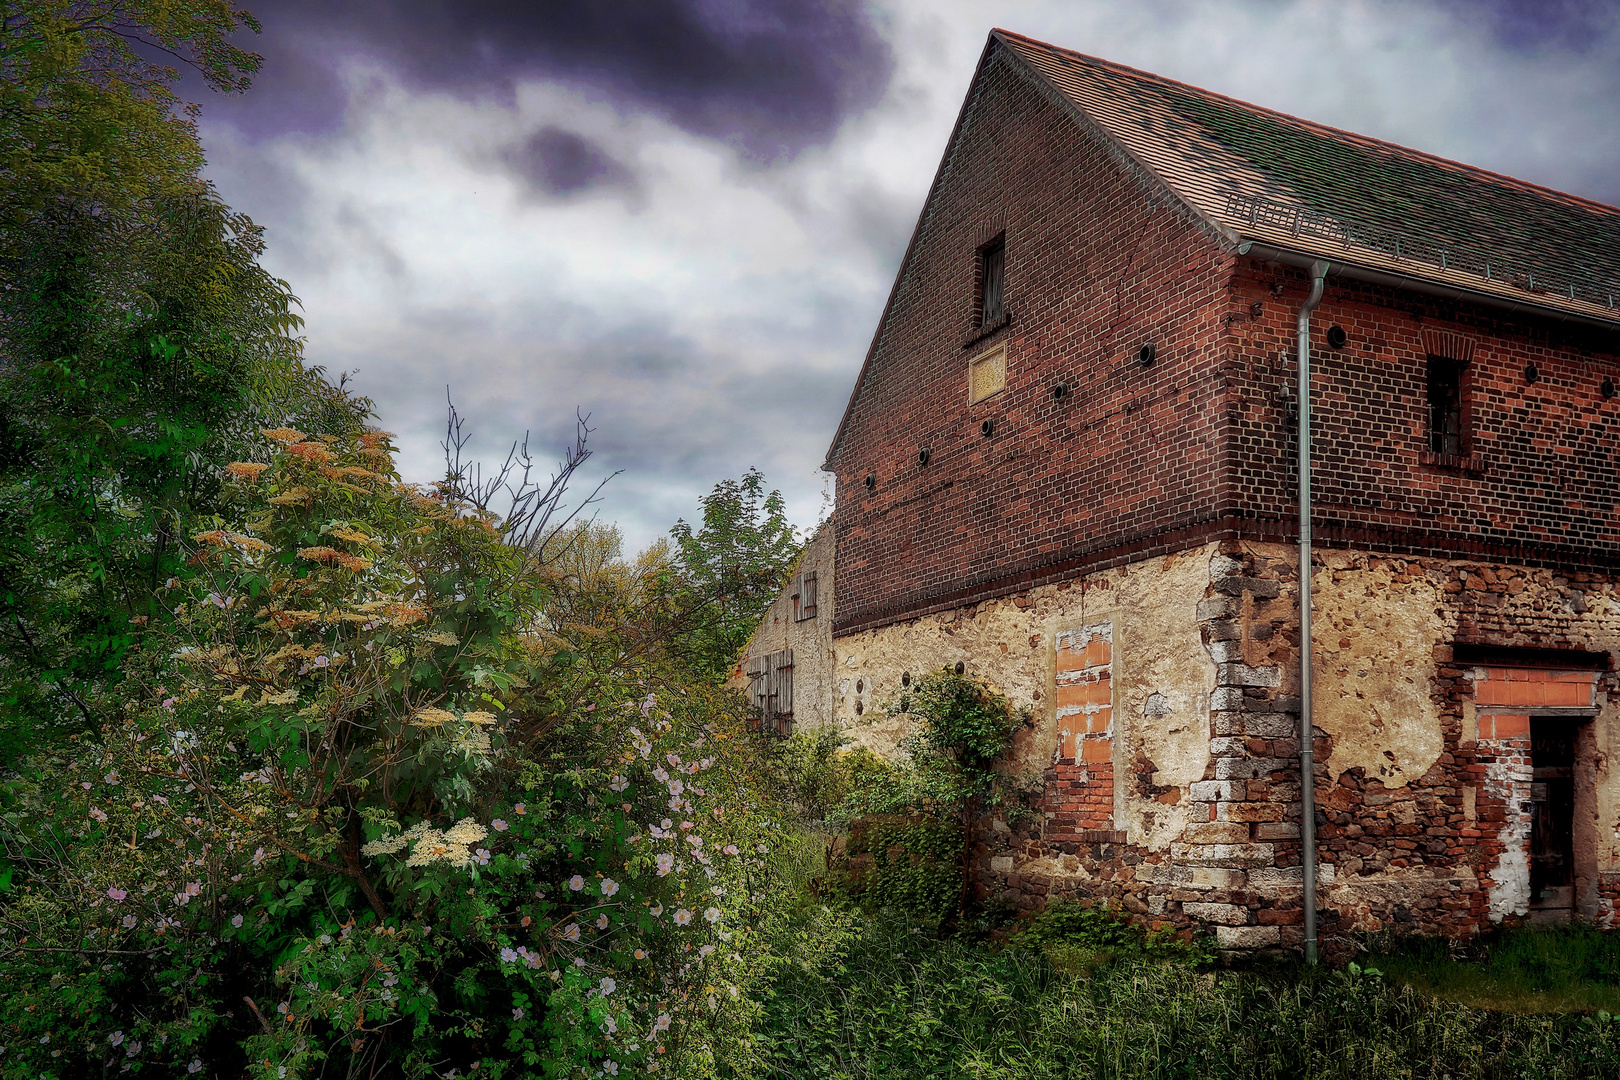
[1529,717,1576,912]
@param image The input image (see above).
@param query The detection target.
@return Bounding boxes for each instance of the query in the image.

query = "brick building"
[803,29,1620,953]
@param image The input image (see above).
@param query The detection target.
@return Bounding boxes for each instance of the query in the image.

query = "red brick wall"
[829,41,1235,634]
[1223,261,1620,567]
[1051,624,1115,834]
[830,39,1620,639]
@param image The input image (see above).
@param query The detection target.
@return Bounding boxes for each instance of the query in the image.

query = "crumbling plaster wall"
[737,524,837,729]
[1221,542,1620,929]
[833,544,1218,850]
[836,535,1620,945]
[1310,551,1446,789]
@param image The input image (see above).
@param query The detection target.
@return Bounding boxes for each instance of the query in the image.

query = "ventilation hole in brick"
[918,448,930,466]
[1604,377,1615,400]
[1138,341,1156,366]
[864,473,875,491]
[1052,383,1067,400]
[1526,363,1540,384]
[981,418,995,437]
[1326,325,1347,349]
[954,661,965,675]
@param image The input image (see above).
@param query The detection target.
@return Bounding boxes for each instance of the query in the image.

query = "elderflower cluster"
[362,817,490,867]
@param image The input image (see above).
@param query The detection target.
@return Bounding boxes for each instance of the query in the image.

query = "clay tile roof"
[996,29,1620,325]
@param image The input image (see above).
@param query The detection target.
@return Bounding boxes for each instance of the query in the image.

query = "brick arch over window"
[1421,328,1477,366]
[971,213,1007,250]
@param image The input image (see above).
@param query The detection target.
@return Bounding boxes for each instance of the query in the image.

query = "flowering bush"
[0,427,785,1078]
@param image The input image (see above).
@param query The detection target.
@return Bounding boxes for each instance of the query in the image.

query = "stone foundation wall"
[835,541,1620,952]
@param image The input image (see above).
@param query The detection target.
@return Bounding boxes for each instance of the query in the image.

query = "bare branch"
[439,395,620,576]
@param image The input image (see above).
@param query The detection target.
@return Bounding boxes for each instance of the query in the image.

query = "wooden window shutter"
[775,649,794,722]
[747,648,794,734]
[745,655,769,717]
[796,570,817,621]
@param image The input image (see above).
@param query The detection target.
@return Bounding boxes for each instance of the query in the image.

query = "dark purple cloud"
[1433,0,1618,50]
[502,127,637,199]
[213,0,894,160]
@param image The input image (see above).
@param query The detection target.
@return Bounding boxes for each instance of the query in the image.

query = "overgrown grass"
[754,912,1620,1079]
[1372,925,1620,1015]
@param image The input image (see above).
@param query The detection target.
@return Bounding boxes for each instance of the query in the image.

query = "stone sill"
[1420,451,1486,475]
[964,310,1011,347]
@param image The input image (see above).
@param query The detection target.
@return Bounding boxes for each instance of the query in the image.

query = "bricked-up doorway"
[1529,717,1578,920]
[1467,657,1603,925]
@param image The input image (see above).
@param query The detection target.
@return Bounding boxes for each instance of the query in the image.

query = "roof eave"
[1239,239,1620,335]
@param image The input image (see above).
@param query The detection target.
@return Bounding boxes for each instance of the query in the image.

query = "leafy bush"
[836,671,1031,823]
[1011,900,1216,967]
[762,728,893,825]
[834,816,964,924]
[0,428,787,1078]
[825,670,1031,925]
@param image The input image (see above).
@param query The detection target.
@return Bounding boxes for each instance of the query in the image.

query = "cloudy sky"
[198,0,1620,551]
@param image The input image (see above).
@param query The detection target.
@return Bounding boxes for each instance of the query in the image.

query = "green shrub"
[767,727,863,822]
[1012,900,1217,966]
[834,816,964,923]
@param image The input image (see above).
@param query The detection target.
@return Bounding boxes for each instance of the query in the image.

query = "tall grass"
[1373,925,1620,1014]
[754,913,1620,1079]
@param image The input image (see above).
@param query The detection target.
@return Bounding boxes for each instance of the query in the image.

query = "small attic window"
[977,236,1006,329]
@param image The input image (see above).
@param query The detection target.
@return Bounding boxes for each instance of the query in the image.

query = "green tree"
[0,1,365,758]
[667,467,801,681]
[0,0,261,225]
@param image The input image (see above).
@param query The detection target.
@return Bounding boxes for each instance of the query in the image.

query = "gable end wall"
[831,47,1235,635]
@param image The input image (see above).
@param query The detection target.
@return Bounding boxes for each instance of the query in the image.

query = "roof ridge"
[992,27,1620,219]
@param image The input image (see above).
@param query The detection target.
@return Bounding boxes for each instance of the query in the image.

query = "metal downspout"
[1297,260,1329,964]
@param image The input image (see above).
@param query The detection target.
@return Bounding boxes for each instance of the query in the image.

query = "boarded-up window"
[794,570,818,621]
[969,344,1006,403]
[979,237,1006,326]
[745,648,793,735]
[1427,356,1464,456]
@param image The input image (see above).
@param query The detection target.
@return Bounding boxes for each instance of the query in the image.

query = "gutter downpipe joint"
[1297,259,1329,965]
